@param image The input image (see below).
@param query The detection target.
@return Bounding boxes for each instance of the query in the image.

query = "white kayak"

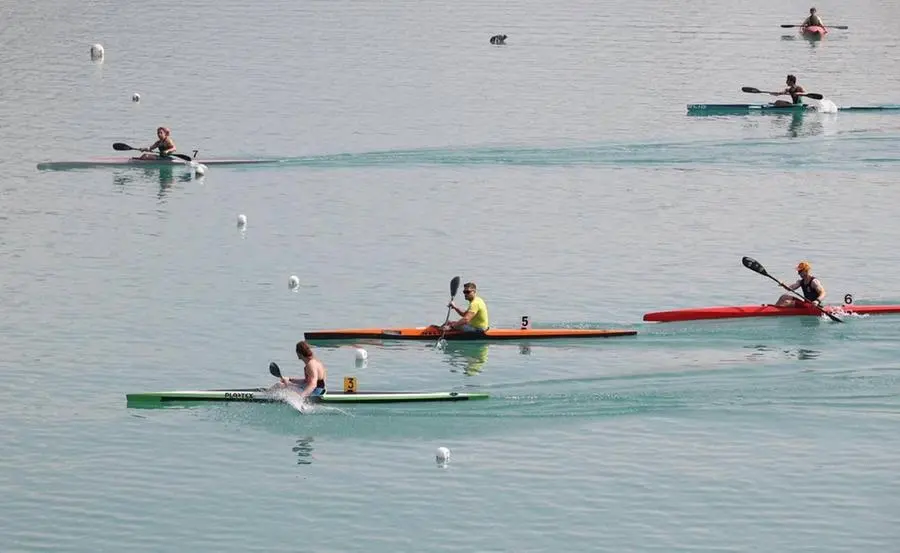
[37,156,279,171]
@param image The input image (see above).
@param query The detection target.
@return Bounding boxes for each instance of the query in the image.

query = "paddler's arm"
[448,309,475,329]
[448,301,466,317]
[779,280,800,291]
[143,139,161,152]
[160,140,176,155]
[297,365,317,399]
[811,280,826,304]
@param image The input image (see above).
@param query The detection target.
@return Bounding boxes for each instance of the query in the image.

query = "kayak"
[127,388,489,405]
[304,325,637,342]
[643,303,900,323]
[36,157,279,171]
[687,103,900,115]
[801,25,828,38]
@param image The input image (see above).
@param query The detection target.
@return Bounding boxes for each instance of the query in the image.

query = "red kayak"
[643,303,900,323]
[800,25,827,39]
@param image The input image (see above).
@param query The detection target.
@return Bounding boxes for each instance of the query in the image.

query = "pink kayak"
[800,25,828,38]
[643,303,900,323]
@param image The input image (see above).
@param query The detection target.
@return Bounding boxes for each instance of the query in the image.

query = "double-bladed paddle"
[435,276,462,348]
[741,256,842,322]
[113,142,194,163]
[741,87,824,100]
[780,24,848,30]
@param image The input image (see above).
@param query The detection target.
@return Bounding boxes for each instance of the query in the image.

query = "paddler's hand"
[441,323,453,331]
[447,301,457,310]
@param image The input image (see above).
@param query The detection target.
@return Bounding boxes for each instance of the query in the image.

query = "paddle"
[269,361,313,413]
[435,276,462,348]
[113,142,194,163]
[269,361,283,379]
[741,256,843,323]
[780,24,848,30]
[741,87,824,100]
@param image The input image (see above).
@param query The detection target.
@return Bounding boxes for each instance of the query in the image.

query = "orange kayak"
[305,325,636,342]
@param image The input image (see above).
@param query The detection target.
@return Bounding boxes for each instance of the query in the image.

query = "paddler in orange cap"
[775,261,827,307]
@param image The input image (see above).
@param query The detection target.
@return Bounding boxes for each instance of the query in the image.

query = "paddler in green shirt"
[443,282,490,333]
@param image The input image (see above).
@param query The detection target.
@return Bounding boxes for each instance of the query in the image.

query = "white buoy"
[90,44,104,61]
[237,214,247,227]
[132,92,140,103]
[288,275,300,290]
[193,163,207,176]
[354,347,368,361]
[435,446,451,466]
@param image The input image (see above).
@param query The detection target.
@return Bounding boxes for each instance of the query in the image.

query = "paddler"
[139,127,177,159]
[442,281,490,333]
[775,261,827,307]
[771,74,806,107]
[275,341,328,400]
[802,7,825,28]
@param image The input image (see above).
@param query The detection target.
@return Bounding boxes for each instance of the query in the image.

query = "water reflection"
[777,111,825,138]
[744,344,822,361]
[109,166,195,200]
[292,437,315,465]
[440,342,489,375]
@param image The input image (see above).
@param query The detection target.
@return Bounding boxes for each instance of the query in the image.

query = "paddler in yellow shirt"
[442,282,490,334]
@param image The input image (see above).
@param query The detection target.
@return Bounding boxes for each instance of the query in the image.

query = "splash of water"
[818,99,838,113]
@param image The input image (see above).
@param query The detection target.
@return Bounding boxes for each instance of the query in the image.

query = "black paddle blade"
[269,362,282,378]
[449,276,461,298]
[171,153,193,162]
[742,87,762,94]
[780,24,797,28]
[113,142,135,151]
[742,256,769,276]
[804,93,824,100]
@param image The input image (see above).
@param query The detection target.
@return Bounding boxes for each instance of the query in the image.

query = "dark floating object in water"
[490,34,507,45]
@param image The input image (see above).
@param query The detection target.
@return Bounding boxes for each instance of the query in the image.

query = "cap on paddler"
[797,261,811,273]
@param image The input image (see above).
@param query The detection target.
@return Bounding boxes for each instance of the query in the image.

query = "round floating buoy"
[132,92,140,103]
[193,163,207,176]
[354,347,368,361]
[288,275,300,290]
[237,214,247,227]
[435,446,451,466]
[90,44,104,61]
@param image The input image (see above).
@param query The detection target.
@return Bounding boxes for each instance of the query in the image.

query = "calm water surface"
[2,0,900,551]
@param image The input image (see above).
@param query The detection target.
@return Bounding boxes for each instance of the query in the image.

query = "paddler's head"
[296,340,314,361]
[809,7,817,14]
[786,74,797,86]
[797,261,811,276]
[463,282,477,300]
[157,126,170,138]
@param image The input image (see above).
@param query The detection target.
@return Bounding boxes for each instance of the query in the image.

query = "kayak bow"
[643,303,900,323]
[304,325,637,342]
[801,25,828,39]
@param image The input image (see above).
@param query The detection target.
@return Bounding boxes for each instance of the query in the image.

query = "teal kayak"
[687,103,900,115]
